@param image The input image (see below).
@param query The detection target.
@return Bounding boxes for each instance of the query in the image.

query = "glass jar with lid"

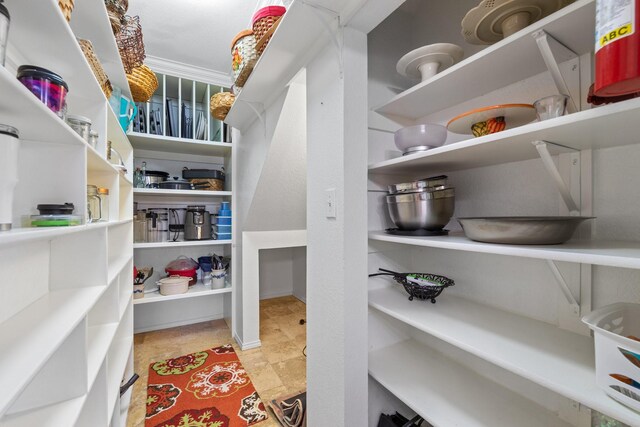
[97,187,109,222]
[87,185,102,223]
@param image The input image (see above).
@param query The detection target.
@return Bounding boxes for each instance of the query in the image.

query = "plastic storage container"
[165,256,198,286]
[214,232,232,241]
[220,201,231,210]
[214,224,232,234]
[583,303,640,412]
[216,216,231,225]
[30,214,81,227]
[66,115,92,142]
[17,65,68,118]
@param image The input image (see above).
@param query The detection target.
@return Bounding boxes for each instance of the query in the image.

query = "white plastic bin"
[583,303,640,412]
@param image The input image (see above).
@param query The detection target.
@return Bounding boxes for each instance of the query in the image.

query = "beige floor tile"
[271,356,307,391]
[244,363,284,391]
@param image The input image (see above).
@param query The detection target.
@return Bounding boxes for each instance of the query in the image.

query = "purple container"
[17,65,68,118]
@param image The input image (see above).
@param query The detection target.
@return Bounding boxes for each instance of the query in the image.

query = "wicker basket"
[231,30,257,88]
[58,0,74,22]
[252,6,286,55]
[78,38,113,99]
[116,15,145,74]
[210,92,235,121]
[127,65,158,102]
[105,0,128,35]
[189,178,225,192]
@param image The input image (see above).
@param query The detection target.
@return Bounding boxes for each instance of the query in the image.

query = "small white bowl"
[394,124,447,155]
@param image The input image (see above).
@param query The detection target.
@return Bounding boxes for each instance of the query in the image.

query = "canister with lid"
[98,187,109,222]
[0,124,19,231]
[88,130,99,148]
[66,115,92,142]
[87,185,102,223]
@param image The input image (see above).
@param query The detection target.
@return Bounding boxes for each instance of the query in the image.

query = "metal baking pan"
[182,168,225,180]
[457,216,594,245]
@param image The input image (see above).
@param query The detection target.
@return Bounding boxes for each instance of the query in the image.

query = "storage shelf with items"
[0,0,134,424]
[363,0,640,425]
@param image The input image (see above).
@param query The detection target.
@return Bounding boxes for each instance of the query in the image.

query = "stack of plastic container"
[214,201,232,240]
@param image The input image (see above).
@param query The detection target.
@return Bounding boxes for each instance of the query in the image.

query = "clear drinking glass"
[533,95,569,121]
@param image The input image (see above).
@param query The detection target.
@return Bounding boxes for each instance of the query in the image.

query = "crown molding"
[145,55,232,87]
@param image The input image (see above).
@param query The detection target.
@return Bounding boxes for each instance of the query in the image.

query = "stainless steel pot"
[386,187,455,231]
[159,177,193,190]
[144,171,169,188]
[388,175,448,194]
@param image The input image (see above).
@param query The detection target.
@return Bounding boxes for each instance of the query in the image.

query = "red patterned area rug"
[145,345,268,427]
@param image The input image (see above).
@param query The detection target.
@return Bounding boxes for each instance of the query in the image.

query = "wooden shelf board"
[134,282,232,305]
[369,231,640,270]
[370,97,640,175]
[369,286,640,426]
[0,287,105,415]
[134,240,231,249]
[128,132,232,157]
[369,340,572,427]
[374,0,595,120]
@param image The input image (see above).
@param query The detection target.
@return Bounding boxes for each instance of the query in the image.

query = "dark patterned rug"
[145,345,268,427]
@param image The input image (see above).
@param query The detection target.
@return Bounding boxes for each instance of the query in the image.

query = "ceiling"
[128,0,257,74]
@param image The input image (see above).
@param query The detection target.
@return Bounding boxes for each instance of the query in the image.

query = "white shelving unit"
[134,240,232,249]
[135,283,232,305]
[133,188,232,198]
[0,1,134,425]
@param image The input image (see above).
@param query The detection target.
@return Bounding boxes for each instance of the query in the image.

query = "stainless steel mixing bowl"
[457,216,594,245]
[386,188,455,231]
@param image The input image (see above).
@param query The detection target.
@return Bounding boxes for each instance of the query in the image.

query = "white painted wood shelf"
[133,188,232,198]
[374,0,594,120]
[129,132,232,157]
[108,255,134,283]
[369,286,640,426]
[134,283,232,305]
[0,287,105,415]
[369,97,640,175]
[87,323,119,389]
[369,231,640,270]
[369,340,573,427]
[0,395,87,427]
[134,240,232,249]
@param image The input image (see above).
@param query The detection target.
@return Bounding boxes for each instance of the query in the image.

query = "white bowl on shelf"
[394,124,448,155]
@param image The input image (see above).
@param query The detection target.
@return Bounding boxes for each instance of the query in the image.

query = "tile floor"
[126,296,307,427]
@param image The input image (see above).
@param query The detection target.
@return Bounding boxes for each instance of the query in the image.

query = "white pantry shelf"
[86,323,118,390]
[369,231,640,270]
[375,0,594,120]
[108,255,133,284]
[370,97,640,175]
[0,395,86,427]
[134,283,232,305]
[225,0,362,131]
[107,336,133,417]
[369,286,640,426]
[128,132,232,157]
[0,287,104,415]
[133,188,232,198]
[134,240,231,249]
[369,340,572,427]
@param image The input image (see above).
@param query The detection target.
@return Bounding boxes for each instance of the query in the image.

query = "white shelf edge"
[86,323,119,391]
[0,395,86,427]
[133,188,232,197]
[368,286,640,426]
[106,336,133,418]
[134,283,232,305]
[108,254,133,284]
[134,240,232,249]
[369,340,573,427]
[369,231,640,270]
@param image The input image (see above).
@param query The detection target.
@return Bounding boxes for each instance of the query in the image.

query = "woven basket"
[252,6,285,55]
[105,0,128,35]
[117,15,145,74]
[58,0,74,22]
[255,17,281,56]
[231,30,257,88]
[78,38,113,99]
[210,92,235,121]
[189,178,225,192]
[127,65,158,102]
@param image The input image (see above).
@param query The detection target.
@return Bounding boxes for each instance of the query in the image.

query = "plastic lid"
[17,65,69,92]
[0,1,9,20]
[231,29,254,51]
[98,187,109,195]
[0,124,19,138]
[252,6,286,26]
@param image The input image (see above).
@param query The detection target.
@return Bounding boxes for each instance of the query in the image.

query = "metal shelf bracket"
[546,259,580,315]
[301,0,343,78]
[532,140,580,214]
[532,29,580,113]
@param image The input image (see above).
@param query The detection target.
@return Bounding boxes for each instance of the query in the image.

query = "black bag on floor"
[377,412,424,427]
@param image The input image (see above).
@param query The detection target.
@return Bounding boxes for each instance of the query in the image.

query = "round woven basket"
[210,92,235,121]
[252,6,286,55]
[231,30,257,88]
[58,0,74,22]
[127,65,158,102]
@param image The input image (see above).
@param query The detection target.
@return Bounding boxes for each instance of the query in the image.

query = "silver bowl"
[386,188,455,231]
[457,216,594,245]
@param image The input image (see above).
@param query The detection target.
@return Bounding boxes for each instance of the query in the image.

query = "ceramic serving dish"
[447,104,536,137]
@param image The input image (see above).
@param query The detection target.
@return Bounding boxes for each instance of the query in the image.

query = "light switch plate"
[326,188,336,218]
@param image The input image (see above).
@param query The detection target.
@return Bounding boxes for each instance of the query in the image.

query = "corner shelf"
[369,231,640,270]
[369,340,573,427]
[369,286,640,426]
[134,240,232,249]
[134,283,232,305]
[129,132,232,157]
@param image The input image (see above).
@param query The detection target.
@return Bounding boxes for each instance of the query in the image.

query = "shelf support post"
[532,141,580,214]
[532,30,580,113]
[546,259,580,315]
[301,0,343,78]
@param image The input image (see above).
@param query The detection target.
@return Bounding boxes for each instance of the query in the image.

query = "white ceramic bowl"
[158,276,190,296]
[394,124,447,155]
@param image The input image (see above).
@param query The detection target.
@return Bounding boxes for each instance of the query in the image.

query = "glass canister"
[97,187,109,222]
[0,0,10,67]
[133,211,148,243]
[0,124,19,231]
[87,185,102,223]
[88,130,99,148]
[66,115,92,142]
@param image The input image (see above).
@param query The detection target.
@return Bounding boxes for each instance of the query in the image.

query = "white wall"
[292,246,307,302]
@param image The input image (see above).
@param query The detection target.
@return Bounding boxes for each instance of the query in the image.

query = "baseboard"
[259,290,294,300]
[134,312,224,333]
[233,331,262,350]
[292,293,306,304]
